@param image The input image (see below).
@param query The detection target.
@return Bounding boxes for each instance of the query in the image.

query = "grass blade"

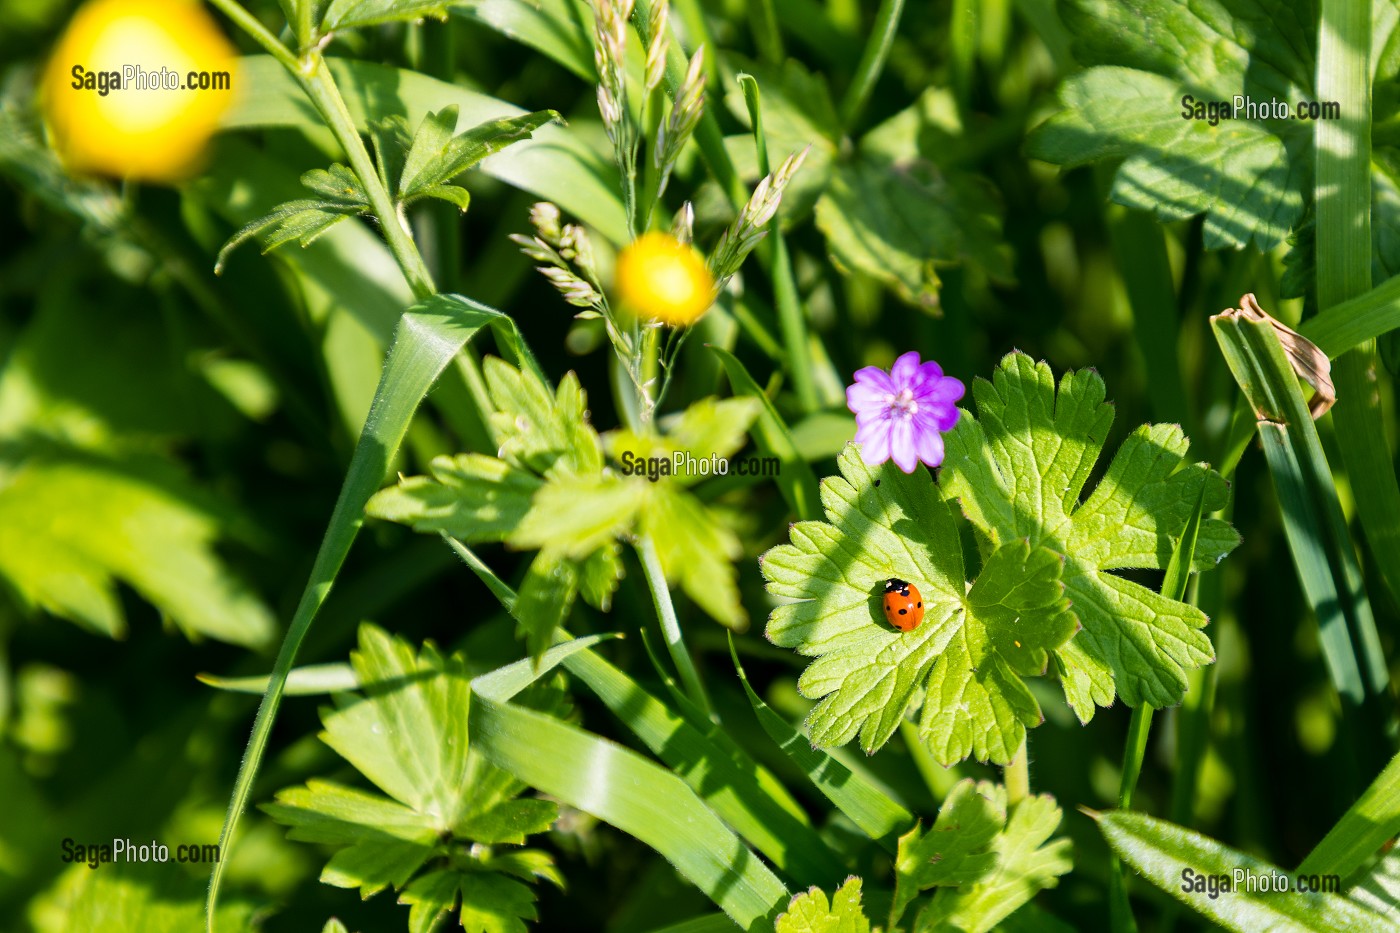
[196,664,357,696]
[709,345,821,520]
[1317,0,1400,610]
[1299,273,1400,357]
[1107,481,1207,932]
[439,536,841,884]
[470,695,789,931]
[729,634,913,850]
[1211,309,1393,777]
[1092,810,1389,931]
[207,294,534,929]
[1298,751,1400,878]
[562,646,847,887]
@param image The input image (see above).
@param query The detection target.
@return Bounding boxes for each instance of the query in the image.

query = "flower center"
[884,388,918,421]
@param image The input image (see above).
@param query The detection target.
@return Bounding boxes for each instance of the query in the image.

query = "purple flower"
[846,351,965,473]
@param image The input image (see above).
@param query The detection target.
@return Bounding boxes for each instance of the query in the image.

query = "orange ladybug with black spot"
[882,578,924,632]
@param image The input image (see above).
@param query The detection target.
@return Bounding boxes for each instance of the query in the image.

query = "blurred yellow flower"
[615,232,715,326]
[41,0,237,183]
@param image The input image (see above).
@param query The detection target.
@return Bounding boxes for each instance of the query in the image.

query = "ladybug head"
[884,578,910,596]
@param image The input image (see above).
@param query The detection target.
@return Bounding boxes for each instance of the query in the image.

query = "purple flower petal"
[890,419,918,473]
[851,365,896,393]
[847,381,891,417]
[890,351,922,388]
[916,427,946,468]
[844,351,963,472]
[857,419,893,465]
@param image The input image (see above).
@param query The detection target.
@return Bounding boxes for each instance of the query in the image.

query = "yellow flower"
[41,0,237,183]
[615,232,715,326]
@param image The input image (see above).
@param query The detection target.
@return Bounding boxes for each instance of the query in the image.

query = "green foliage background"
[2,0,1400,930]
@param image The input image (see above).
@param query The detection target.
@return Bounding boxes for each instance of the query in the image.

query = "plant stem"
[301,54,437,300]
[839,0,906,129]
[207,0,300,71]
[211,0,438,302]
[1118,705,1154,809]
[1004,736,1029,804]
[635,533,714,720]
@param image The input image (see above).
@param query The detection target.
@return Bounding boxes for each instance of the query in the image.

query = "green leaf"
[644,483,749,631]
[456,798,558,845]
[1027,0,1315,251]
[399,107,562,204]
[940,351,1239,722]
[470,632,623,703]
[322,0,454,32]
[264,625,562,910]
[399,870,459,933]
[775,877,870,933]
[513,549,580,660]
[457,872,540,933]
[508,472,641,558]
[0,451,275,647]
[890,780,1002,926]
[1092,810,1388,932]
[729,637,913,848]
[197,663,359,696]
[919,791,1072,933]
[761,446,1074,762]
[29,863,255,933]
[470,695,790,931]
[366,453,543,542]
[1211,310,1390,729]
[452,0,594,80]
[213,199,362,275]
[301,163,373,206]
[262,780,438,894]
[484,358,601,477]
[1350,843,1400,922]
[320,624,473,820]
[221,56,628,244]
[814,157,1010,311]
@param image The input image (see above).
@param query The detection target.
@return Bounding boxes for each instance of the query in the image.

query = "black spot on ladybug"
[898,608,907,615]
[917,601,922,607]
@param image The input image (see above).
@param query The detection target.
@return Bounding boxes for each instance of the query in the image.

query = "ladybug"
[882,578,924,632]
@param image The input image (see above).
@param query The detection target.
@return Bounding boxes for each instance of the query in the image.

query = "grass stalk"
[839,0,906,129]
[636,534,715,720]
[1318,0,1400,610]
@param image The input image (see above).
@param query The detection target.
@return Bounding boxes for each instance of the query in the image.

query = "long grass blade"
[1108,481,1207,932]
[729,634,912,850]
[1317,0,1400,611]
[1211,310,1393,775]
[1298,751,1400,878]
[471,695,789,931]
[207,294,536,929]
[562,646,847,887]
[1092,809,1389,931]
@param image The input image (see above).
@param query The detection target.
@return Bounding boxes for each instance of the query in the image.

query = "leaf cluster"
[368,358,763,650]
[762,352,1238,764]
[216,106,558,273]
[263,624,564,933]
